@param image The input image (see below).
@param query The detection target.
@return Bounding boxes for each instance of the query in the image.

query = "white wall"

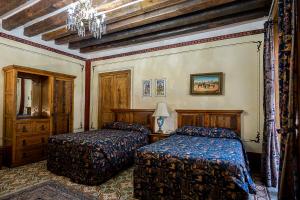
[0,36,85,145]
[91,34,264,153]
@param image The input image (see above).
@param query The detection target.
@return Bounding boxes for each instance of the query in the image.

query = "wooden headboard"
[111,109,155,132]
[176,110,243,136]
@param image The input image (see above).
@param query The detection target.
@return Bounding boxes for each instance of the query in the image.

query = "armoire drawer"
[35,121,50,134]
[15,147,47,164]
[16,135,48,149]
[16,122,33,134]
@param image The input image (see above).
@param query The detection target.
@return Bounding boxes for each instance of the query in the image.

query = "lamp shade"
[153,102,170,117]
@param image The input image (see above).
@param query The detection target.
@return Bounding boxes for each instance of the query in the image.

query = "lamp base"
[157,116,165,134]
[156,130,164,134]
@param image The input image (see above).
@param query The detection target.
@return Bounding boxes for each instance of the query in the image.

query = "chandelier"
[67,0,106,39]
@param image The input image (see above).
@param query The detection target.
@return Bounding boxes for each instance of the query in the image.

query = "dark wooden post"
[84,60,91,131]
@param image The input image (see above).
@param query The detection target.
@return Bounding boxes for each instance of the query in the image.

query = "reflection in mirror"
[17,78,32,116]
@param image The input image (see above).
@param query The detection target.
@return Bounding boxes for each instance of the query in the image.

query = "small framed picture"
[155,79,166,97]
[142,80,152,97]
[190,72,223,95]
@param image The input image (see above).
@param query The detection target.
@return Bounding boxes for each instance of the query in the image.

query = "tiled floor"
[0,161,277,200]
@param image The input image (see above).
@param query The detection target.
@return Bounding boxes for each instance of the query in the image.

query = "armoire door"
[53,79,73,135]
[98,70,131,128]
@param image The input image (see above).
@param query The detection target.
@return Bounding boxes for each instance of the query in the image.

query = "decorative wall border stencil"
[91,29,264,61]
[0,29,263,62]
[0,32,86,61]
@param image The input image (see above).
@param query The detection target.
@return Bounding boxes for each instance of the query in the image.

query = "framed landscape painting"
[155,79,166,97]
[142,80,152,97]
[190,72,223,95]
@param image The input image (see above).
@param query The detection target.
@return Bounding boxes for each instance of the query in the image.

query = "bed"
[47,109,154,185]
[134,110,256,200]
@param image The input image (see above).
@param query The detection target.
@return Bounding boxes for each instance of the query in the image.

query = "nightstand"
[149,133,170,143]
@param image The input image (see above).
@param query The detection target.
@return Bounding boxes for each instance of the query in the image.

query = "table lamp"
[153,102,170,133]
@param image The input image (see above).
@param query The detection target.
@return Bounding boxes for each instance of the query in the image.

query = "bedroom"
[0,0,299,199]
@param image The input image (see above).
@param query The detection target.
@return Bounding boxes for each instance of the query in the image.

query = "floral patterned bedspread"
[134,126,256,200]
[47,122,150,185]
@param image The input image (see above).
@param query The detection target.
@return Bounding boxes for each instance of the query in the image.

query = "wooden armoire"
[2,65,75,167]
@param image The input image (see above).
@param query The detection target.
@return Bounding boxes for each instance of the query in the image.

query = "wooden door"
[114,72,131,109]
[53,79,73,135]
[98,70,131,128]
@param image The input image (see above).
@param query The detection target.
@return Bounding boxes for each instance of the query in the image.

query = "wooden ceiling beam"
[80,9,268,53]
[69,0,268,49]
[0,0,27,17]
[55,33,88,45]
[57,33,97,45]
[42,28,76,41]
[105,0,189,24]
[24,11,68,37]
[41,0,190,41]
[94,0,135,12]
[2,0,76,31]
[107,0,236,33]
[53,0,234,44]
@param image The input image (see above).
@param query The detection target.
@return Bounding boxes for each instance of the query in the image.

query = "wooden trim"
[12,70,16,163]
[84,61,91,131]
[71,79,74,133]
[98,70,131,77]
[111,109,155,132]
[296,0,300,177]
[127,71,132,111]
[2,65,76,79]
[176,109,243,136]
[49,76,54,136]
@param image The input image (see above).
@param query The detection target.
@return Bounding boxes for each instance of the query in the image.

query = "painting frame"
[142,79,152,97]
[190,72,223,95]
[155,78,166,97]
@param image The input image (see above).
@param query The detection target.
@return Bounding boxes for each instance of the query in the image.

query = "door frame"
[98,70,131,129]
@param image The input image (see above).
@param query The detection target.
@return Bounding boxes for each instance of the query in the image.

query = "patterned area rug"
[0,161,274,200]
[0,181,95,200]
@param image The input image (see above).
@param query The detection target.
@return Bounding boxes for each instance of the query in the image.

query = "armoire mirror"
[17,78,32,116]
[16,72,50,118]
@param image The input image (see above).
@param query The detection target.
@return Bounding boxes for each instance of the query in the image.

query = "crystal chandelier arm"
[67,0,143,39]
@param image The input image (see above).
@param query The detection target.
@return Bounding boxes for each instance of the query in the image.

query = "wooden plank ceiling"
[0,0,271,54]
